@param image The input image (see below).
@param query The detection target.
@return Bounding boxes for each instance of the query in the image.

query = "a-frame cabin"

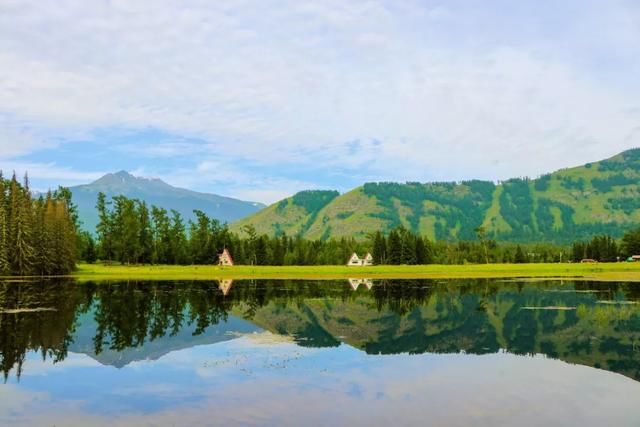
[218,248,234,266]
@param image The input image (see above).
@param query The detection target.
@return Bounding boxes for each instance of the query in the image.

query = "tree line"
[3,179,640,274]
[0,173,78,276]
[88,192,640,266]
[569,231,640,262]
[91,192,369,265]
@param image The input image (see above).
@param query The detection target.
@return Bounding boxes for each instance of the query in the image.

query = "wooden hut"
[363,253,374,266]
[218,248,234,266]
[347,253,362,266]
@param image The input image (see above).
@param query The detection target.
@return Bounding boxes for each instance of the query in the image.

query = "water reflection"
[1,278,640,382]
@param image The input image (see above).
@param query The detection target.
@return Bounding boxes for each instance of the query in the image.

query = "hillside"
[232,148,640,242]
[70,171,265,231]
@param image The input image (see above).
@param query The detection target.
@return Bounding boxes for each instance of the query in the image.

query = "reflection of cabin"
[347,253,374,267]
[218,248,234,266]
[218,279,233,296]
[348,278,374,291]
[580,258,598,263]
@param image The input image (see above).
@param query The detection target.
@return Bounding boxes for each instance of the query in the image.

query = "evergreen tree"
[111,196,139,264]
[514,245,526,264]
[387,229,401,264]
[9,174,35,275]
[137,201,152,264]
[79,231,97,263]
[255,236,268,265]
[189,210,215,264]
[95,192,113,262]
[241,224,258,265]
[372,231,387,265]
[622,228,640,258]
[0,175,8,274]
[151,206,171,264]
[415,237,427,265]
[168,210,188,264]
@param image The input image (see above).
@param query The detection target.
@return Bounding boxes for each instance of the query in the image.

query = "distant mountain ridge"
[71,171,265,231]
[233,148,640,243]
[70,310,260,368]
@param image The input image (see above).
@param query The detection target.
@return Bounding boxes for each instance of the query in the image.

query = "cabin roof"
[220,248,234,263]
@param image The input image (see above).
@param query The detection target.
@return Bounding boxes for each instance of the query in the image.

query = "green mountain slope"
[70,171,265,231]
[233,148,640,242]
[232,189,340,237]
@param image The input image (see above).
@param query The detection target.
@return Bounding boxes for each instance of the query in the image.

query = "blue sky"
[1,0,639,203]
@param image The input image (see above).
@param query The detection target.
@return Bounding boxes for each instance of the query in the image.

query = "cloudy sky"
[1,0,639,203]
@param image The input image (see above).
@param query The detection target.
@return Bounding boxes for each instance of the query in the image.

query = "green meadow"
[70,262,640,281]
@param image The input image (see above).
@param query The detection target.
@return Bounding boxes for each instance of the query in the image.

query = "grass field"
[67,262,640,282]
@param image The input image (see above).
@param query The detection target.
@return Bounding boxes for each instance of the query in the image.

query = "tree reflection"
[1,279,640,382]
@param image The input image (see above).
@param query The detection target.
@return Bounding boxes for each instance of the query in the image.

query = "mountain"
[70,171,265,231]
[232,148,640,242]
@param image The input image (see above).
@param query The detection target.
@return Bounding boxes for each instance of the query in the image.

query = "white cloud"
[0,0,639,194]
[163,162,321,203]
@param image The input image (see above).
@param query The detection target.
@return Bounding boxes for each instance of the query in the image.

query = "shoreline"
[3,263,640,282]
[63,262,640,281]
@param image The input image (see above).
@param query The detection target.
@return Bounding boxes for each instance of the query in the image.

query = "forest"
[0,173,78,276]
[87,192,640,267]
[2,179,640,275]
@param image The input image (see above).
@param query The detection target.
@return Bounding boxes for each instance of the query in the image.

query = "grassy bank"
[69,262,640,281]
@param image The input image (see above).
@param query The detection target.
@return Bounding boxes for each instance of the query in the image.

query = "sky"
[1,0,639,204]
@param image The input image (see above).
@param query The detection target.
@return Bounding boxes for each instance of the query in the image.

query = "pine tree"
[151,206,171,264]
[111,196,139,264]
[387,229,401,265]
[372,231,386,264]
[95,192,113,262]
[398,227,417,264]
[33,195,51,275]
[255,236,268,265]
[137,201,152,264]
[169,210,187,264]
[52,193,77,274]
[9,174,35,275]
[514,245,526,264]
[85,235,97,263]
[415,236,427,265]
[0,175,8,274]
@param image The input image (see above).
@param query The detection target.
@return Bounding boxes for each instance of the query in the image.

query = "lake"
[1,278,640,426]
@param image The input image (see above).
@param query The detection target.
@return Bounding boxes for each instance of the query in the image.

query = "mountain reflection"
[1,279,640,381]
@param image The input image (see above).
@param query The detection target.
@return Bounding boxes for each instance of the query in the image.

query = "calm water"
[2,278,640,426]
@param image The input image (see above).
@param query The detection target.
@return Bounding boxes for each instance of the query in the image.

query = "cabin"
[363,253,374,266]
[347,253,362,266]
[580,258,598,263]
[218,248,234,266]
[627,255,640,262]
[347,252,374,267]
